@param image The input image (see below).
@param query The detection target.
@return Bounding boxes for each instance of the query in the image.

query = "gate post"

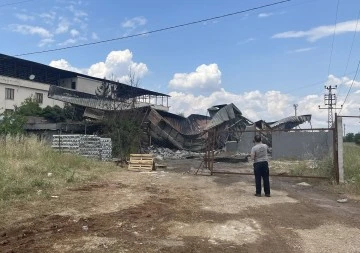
[336,115,344,183]
[333,114,339,183]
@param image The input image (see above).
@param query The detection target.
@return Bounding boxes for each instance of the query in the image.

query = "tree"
[128,66,140,88]
[16,97,42,116]
[344,133,355,142]
[41,105,65,122]
[0,111,26,135]
[354,133,360,145]
[95,78,112,99]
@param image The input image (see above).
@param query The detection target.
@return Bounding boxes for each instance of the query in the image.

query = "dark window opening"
[35,92,43,104]
[5,109,14,114]
[71,81,76,89]
[5,88,14,100]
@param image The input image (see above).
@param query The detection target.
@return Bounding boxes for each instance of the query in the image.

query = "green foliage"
[62,103,83,121]
[41,105,66,122]
[0,111,27,135]
[0,136,117,202]
[103,112,142,158]
[344,133,355,142]
[354,133,360,145]
[16,97,42,116]
[343,143,360,193]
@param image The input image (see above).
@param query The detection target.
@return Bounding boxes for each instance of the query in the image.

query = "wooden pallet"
[128,154,155,171]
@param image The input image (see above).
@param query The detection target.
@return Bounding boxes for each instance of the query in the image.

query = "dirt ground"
[1,158,360,253]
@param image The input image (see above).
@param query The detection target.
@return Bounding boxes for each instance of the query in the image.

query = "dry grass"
[0,135,119,205]
[341,143,360,194]
[270,156,333,178]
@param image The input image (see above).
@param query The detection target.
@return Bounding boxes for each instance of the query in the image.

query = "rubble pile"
[146,146,203,160]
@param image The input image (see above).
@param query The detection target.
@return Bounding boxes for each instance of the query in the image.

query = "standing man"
[250,135,270,197]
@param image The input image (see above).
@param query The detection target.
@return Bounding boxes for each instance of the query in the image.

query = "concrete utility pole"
[343,124,346,137]
[318,85,342,128]
[293,104,298,116]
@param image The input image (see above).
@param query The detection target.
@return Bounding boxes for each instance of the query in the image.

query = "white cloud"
[326,74,360,88]
[39,11,57,24]
[50,49,149,83]
[55,18,70,34]
[49,59,85,73]
[168,64,222,92]
[15,13,35,21]
[8,24,52,38]
[39,38,55,47]
[91,32,99,40]
[287,47,316,53]
[237,37,255,45]
[57,37,86,46]
[67,5,88,19]
[168,83,360,131]
[272,19,360,42]
[121,16,147,29]
[70,29,79,37]
[258,13,273,18]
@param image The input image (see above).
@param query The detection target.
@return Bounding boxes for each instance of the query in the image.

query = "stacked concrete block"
[52,135,81,154]
[100,138,112,161]
[52,134,112,161]
[79,135,101,159]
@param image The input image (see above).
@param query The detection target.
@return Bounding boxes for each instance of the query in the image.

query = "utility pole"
[293,104,298,116]
[318,85,342,128]
[343,124,346,137]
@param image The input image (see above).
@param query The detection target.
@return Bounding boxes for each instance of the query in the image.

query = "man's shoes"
[254,194,261,197]
[265,194,271,197]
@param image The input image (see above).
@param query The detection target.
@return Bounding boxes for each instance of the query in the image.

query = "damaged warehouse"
[0,53,329,160]
[48,84,320,158]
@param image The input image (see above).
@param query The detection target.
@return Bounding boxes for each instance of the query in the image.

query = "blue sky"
[1,0,360,132]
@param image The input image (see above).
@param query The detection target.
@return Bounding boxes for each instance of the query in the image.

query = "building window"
[5,88,14,100]
[71,81,76,89]
[5,109,14,114]
[35,92,43,104]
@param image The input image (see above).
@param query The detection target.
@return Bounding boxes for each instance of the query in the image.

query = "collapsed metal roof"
[268,115,312,130]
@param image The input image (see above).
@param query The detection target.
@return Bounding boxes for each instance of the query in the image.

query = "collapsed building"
[48,85,311,152]
[0,53,331,160]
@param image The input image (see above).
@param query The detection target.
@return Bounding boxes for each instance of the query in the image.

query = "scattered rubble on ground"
[297,182,311,187]
[146,146,204,160]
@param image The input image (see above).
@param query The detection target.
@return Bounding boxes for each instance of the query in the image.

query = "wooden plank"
[128,153,155,171]
[130,154,153,157]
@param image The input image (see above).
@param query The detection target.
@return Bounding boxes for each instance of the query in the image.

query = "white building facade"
[0,75,64,113]
[0,53,169,115]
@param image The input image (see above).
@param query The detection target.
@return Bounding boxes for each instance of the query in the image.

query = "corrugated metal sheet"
[269,115,312,130]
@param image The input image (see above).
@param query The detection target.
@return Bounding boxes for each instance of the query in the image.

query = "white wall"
[0,75,63,113]
[76,76,102,95]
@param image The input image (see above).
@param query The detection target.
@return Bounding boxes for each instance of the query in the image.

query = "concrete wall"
[0,75,63,113]
[225,128,333,160]
[77,76,101,95]
[272,131,333,160]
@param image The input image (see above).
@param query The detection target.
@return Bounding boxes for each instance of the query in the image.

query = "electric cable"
[11,0,292,57]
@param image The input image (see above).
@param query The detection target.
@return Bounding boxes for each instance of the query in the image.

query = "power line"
[0,0,35,7]
[283,69,357,93]
[13,0,291,57]
[338,59,360,115]
[337,9,360,100]
[327,0,340,76]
